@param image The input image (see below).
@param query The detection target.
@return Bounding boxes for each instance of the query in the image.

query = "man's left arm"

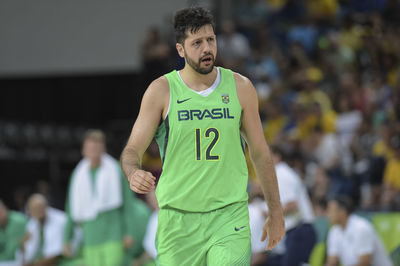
[235,73,285,250]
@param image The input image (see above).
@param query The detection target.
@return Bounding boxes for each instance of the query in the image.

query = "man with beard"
[121,6,284,266]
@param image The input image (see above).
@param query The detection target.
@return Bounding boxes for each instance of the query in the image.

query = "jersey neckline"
[176,67,222,99]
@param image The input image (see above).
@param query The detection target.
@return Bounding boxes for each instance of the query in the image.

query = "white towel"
[24,208,67,263]
[69,153,122,222]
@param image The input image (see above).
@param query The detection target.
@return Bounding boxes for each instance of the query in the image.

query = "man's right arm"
[121,77,169,194]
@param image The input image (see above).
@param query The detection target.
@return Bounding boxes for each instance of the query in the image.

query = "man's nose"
[202,41,212,54]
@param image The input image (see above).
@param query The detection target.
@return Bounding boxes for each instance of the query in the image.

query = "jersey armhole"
[230,71,244,113]
[163,74,173,120]
[164,92,170,120]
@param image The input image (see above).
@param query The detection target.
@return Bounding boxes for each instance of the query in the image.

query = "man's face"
[177,24,217,75]
[29,202,46,221]
[327,200,343,225]
[82,139,104,162]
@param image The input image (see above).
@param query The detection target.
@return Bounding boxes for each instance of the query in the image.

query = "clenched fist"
[128,169,156,194]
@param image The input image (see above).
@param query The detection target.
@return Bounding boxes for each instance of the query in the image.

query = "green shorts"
[156,201,251,266]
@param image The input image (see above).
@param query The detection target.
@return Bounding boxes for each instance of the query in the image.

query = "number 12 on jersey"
[195,128,220,161]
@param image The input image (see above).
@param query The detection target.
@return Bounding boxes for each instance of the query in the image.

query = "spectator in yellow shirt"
[263,100,288,144]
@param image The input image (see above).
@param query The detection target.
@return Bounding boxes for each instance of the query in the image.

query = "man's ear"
[176,43,185,58]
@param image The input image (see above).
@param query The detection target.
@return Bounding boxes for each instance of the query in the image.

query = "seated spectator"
[0,200,27,266]
[268,145,316,266]
[326,195,393,266]
[23,194,66,266]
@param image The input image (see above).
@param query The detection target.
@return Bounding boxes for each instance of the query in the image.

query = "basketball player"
[121,7,284,265]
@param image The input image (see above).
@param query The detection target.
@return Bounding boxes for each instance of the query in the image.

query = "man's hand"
[123,235,134,249]
[20,232,31,252]
[261,211,285,250]
[63,243,72,258]
[128,169,156,194]
[21,232,31,244]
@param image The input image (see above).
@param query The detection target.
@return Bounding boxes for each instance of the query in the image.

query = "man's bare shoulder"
[233,72,257,107]
[233,72,253,90]
[146,76,170,97]
[138,76,171,119]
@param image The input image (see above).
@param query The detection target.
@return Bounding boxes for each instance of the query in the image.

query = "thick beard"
[184,51,215,75]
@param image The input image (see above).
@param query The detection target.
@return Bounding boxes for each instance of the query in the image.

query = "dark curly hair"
[173,7,215,45]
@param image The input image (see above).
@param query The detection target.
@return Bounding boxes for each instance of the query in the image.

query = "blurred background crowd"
[1,0,400,265]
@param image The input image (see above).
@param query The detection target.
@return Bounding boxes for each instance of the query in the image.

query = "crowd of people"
[1,130,153,266]
[1,0,400,265]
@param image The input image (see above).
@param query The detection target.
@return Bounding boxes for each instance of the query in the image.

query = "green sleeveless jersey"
[154,67,249,212]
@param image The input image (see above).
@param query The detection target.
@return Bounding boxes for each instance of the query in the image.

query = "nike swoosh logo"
[234,226,246,231]
[177,98,191,104]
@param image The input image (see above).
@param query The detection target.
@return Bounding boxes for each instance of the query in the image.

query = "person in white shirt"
[326,195,393,266]
[268,145,317,266]
[248,190,269,266]
[23,194,66,266]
